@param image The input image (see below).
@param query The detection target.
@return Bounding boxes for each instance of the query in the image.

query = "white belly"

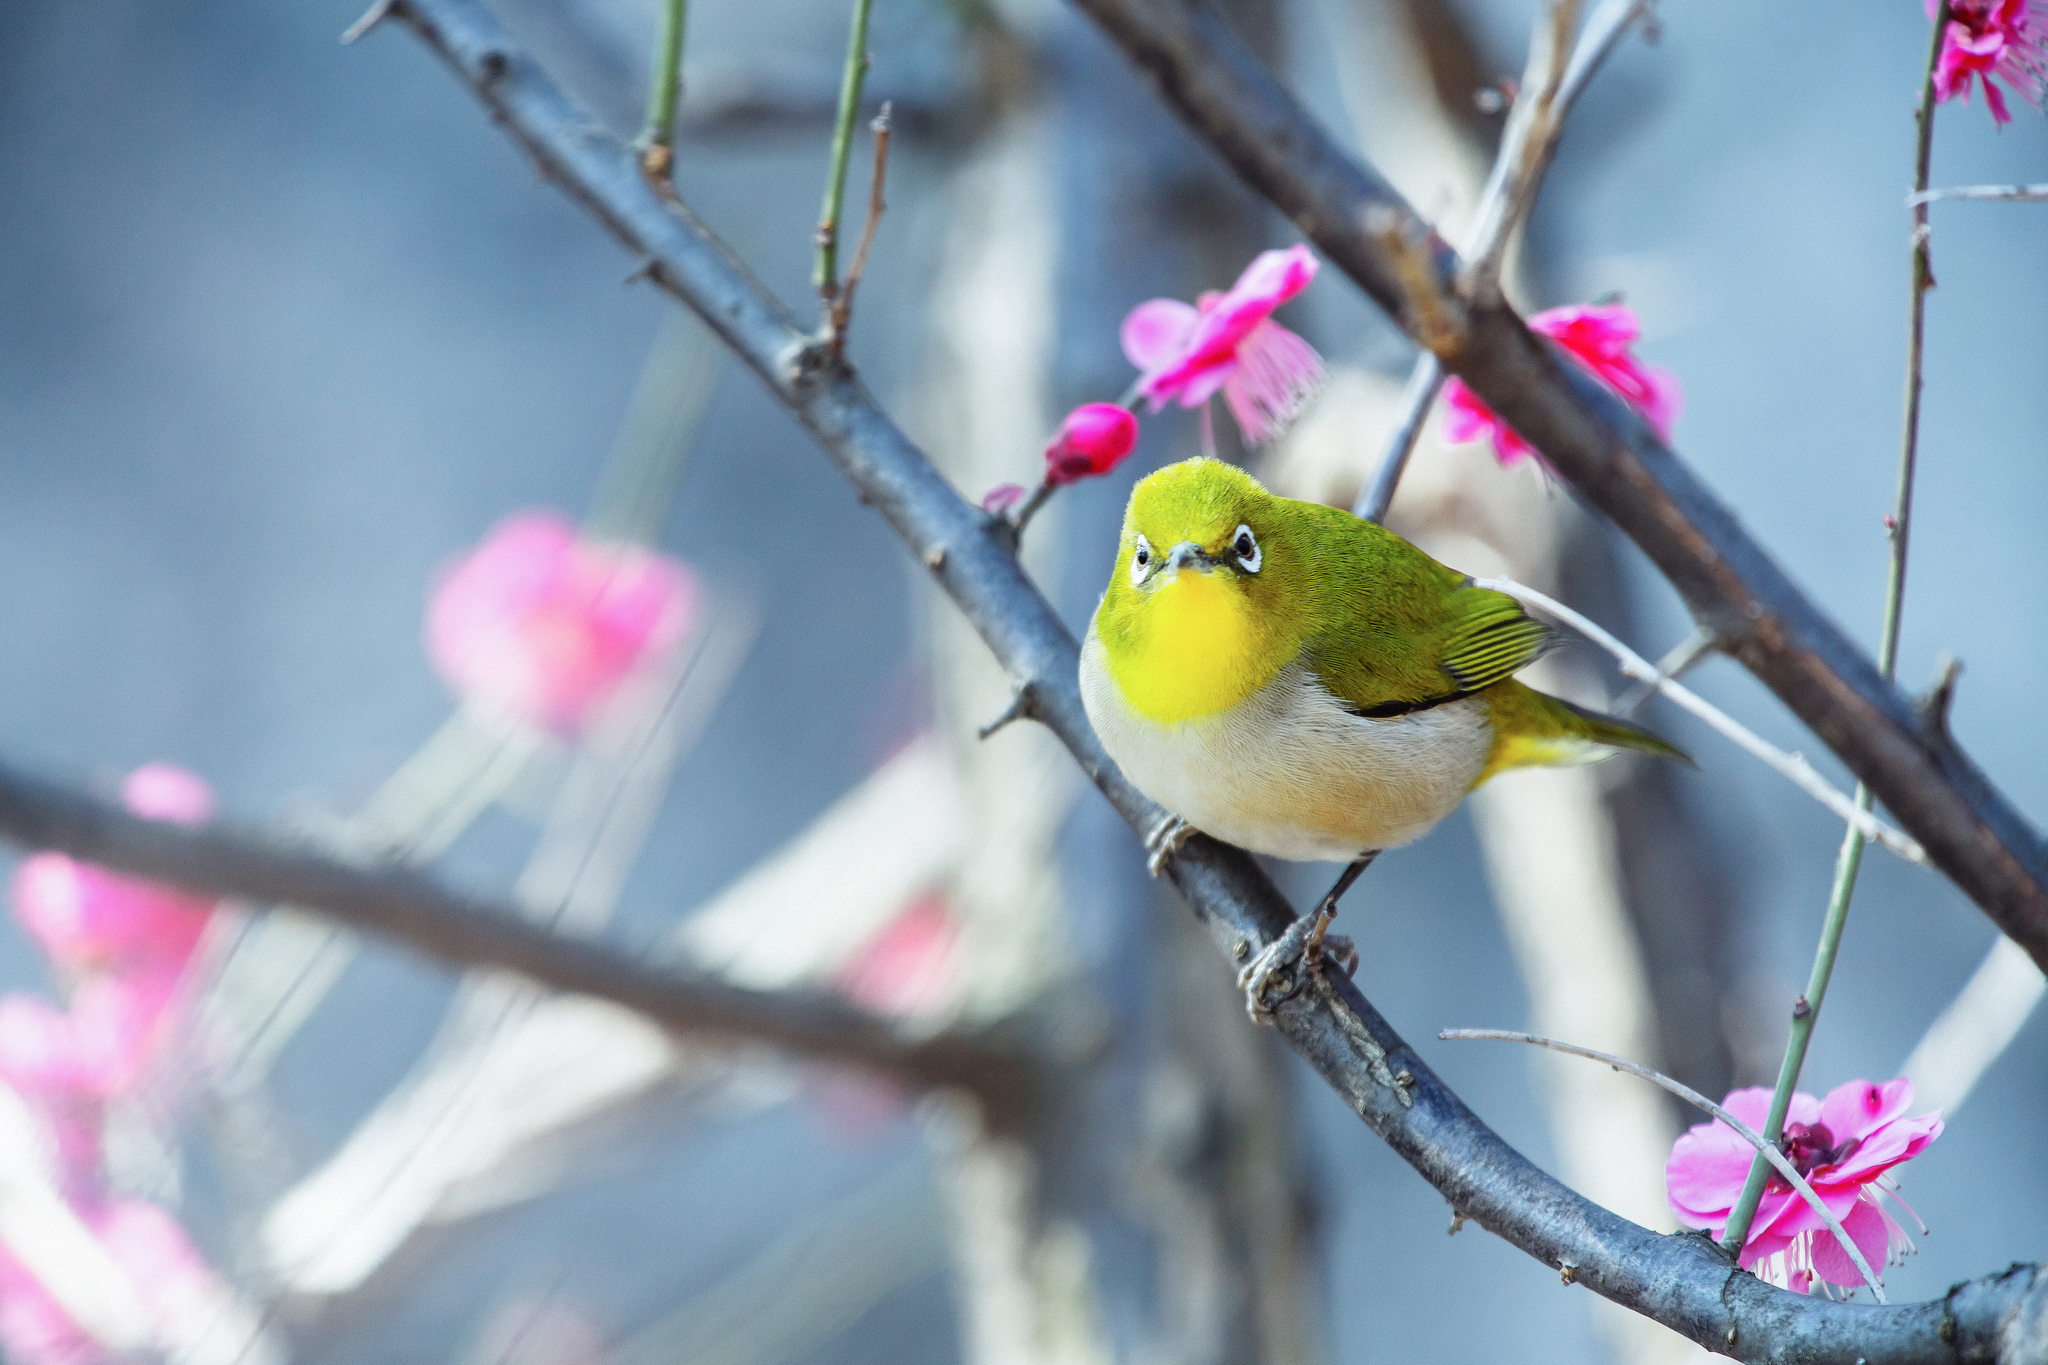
[1079,630,1493,862]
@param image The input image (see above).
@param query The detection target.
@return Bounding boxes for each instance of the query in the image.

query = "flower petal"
[1808,1195,1891,1289]
[1819,1078,1914,1142]
[1219,321,1324,445]
[1666,1117,1755,1222]
[1821,1112,1944,1186]
[1120,299,1200,374]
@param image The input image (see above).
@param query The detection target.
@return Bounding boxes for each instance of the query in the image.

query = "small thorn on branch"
[622,258,657,286]
[1447,1209,1469,1236]
[1918,653,1963,744]
[978,685,1038,740]
[341,0,398,43]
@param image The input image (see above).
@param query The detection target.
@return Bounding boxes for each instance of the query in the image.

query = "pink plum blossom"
[0,1197,230,1365]
[1666,1079,1941,1293]
[833,895,961,1017]
[1929,0,2047,126]
[1043,404,1140,487]
[11,766,218,976]
[1121,245,1326,445]
[116,766,212,827]
[1441,303,1682,468]
[427,512,698,736]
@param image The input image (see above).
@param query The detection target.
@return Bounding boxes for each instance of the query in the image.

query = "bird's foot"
[1236,903,1357,1025]
[1144,815,1192,879]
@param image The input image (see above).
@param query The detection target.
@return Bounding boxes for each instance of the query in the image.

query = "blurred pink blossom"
[11,766,218,976]
[833,895,961,1017]
[116,766,212,827]
[428,512,697,736]
[1121,245,1325,445]
[1441,303,1681,467]
[0,1198,224,1365]
[1666,1079,1941,1292]
[1929,0,2046,126]
[1043,404,1140,487]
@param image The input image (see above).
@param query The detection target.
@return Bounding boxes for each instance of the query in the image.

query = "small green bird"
[1078,458,1687,1017]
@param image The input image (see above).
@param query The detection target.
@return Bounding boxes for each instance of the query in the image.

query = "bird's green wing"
[1437,595,1554,692]
[1291,504,1553,714]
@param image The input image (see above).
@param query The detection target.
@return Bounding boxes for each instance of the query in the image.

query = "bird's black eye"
[1130,534,1152,586]
[1232,524,1261,573]
[1136,546,1149,565]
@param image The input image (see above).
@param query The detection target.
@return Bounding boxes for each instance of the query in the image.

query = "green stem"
[815,0,877,298]
[1719,1,1947,1258]
[638,0,687,181]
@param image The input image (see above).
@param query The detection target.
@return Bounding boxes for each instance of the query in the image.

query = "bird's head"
[1095,459,1304,722]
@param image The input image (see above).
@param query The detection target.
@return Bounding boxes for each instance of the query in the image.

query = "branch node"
[1447,1209,1468,1236]
[1364,208,1465,354]
[780,334,835,386]
[476,48,510,82]
[924,543,947,571]
[622,258,657,286]
[1559,1262,1579,1286]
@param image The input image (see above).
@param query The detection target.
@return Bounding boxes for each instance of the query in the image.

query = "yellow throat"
[1104,566,1291,724]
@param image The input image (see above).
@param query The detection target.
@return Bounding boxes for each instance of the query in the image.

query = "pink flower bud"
[980,482,1026,514]
[1043,404,1139,487]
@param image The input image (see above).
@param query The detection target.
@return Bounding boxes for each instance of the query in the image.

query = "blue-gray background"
[0,0,2040,1361]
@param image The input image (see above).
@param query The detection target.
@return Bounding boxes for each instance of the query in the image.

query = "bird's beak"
[1161,541,1218,579]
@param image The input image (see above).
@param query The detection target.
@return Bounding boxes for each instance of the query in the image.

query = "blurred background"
[0,0,2043,1362]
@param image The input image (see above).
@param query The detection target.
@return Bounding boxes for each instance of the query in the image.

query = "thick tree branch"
[1065,0,2048,975]
[0,761,1027,1104]
[359,2,2048,1357]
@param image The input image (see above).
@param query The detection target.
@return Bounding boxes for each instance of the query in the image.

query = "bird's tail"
[1477,681,1692,784]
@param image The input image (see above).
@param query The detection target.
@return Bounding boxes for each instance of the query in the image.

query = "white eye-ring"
[1130,534,1152,586]
[1232,524,1261,574]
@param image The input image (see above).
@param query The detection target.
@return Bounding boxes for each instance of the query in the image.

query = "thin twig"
[636,0,688,190]
[1438,1029,1889,1302]
[1461,0,1580,300]
[1472,575,1924,863]
[1721,0,1950,1255]
[341,0,398,44]
[1614,624,1717,716]
[1357,0,1650,524]
[814,0,877,306]
[1010,480,1055,537]
[1906,182,2048,205]
[1354,353,1439,524]
[828,102,892,356]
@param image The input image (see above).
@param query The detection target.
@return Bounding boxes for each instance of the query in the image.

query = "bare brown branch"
[0,760,1033,1105]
